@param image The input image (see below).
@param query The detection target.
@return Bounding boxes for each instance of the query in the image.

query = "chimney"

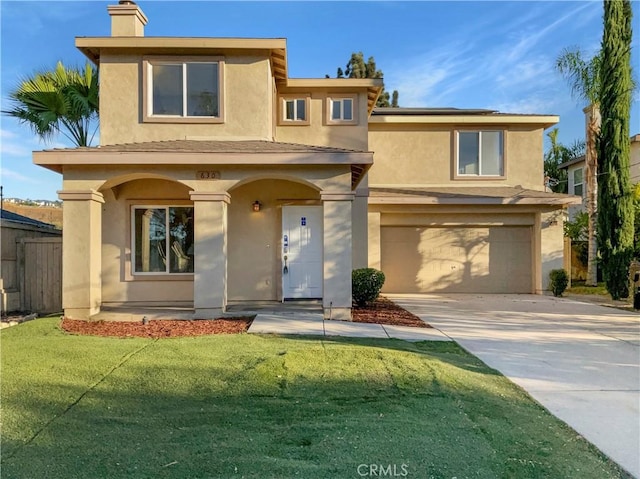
[107,1,148,37]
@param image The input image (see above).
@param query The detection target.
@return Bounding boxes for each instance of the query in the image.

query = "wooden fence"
[17,237,62,313]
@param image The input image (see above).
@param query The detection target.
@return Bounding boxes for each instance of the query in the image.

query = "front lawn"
[1,319,629,478]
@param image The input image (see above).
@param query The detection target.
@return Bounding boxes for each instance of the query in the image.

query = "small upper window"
[326,97,357,124]
[285,99,306,121]
[279,96,309,125]
[331,98,353,121]
[457,130,504,177]
[573,167,584,196]
[145,58,223,121]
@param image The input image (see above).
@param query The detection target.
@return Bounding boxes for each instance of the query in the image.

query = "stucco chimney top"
[107,1,148,37]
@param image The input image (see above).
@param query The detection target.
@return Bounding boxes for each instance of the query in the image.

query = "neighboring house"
[33,2,579,320]
[560,134,640,220]
[0,210,61,313]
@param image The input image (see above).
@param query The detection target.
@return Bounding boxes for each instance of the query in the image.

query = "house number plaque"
[196,171,220,180]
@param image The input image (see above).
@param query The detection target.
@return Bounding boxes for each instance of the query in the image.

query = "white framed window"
[573,167,584,196]
[143,56,224,122]
[131,206,194,275]
[326,96,358,124]
[456,130,504,177]
[279,95,310,125]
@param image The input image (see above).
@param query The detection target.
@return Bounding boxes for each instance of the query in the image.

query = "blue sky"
[1,0,638,200]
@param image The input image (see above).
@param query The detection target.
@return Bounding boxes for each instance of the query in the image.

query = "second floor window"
[285,99,307,121]
[457,130,504,177]
[148,60,221,118]
[573,168,584,196]
[330,98,353,121]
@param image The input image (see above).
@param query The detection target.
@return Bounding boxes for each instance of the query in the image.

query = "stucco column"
[352,188,369,269]
[367,211,381,270]
[190,192,230,318]
[57,190,104,319]
[322,192,354,320]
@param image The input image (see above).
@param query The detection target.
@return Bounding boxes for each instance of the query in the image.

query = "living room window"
[456,130,504,177]
[279,95,310,125]
[144,57,224,122]
[132,206,194,274]
[326,96,357,124]
[573,167,584,197]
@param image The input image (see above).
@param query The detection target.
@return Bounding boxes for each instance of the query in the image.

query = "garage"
[381,226,532,293]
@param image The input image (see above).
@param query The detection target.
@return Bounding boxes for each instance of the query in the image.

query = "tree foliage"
[3,61,99,147]
[334,52,399,107]
[597,0,634,299]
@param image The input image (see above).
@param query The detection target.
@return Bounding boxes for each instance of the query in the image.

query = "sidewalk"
[248,312,451,341]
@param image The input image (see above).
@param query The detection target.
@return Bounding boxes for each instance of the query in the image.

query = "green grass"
[1,319,629,479]
[567,281,610,295]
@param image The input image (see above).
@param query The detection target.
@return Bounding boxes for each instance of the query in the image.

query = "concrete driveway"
[390,293,640,478]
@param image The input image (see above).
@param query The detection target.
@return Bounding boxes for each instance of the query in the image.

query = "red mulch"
[352,296,430,328]
[60,297,426,337]
[61,317,253,338]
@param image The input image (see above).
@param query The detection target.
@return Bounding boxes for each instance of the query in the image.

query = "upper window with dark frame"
[144,58,223,122]
[457,130,504,177]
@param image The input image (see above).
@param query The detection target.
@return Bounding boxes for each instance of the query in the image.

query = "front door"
[282,206,323,299]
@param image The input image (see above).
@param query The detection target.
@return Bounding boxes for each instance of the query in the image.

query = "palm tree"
[556,48,602,286]
[3,61,99,147]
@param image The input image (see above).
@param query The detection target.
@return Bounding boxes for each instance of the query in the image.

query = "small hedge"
[352,268,385,307]
[549,269,569,297]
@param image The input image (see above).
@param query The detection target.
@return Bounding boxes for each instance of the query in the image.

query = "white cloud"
[0,167,41,184]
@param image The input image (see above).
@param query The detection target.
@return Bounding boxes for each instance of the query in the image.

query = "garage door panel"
[381,226,532,293]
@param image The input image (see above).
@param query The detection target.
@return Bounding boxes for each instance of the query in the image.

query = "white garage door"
[381,226,532,293]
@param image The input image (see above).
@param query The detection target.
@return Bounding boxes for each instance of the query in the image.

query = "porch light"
[252,200,262,212]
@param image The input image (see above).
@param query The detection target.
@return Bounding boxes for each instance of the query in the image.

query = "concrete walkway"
[389,293,640,478]
[248,312,450,341]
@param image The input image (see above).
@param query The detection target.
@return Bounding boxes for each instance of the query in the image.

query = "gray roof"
[559,155,586,169]
[372,107,497,116]
[369,186,580,205]
[1,209,58,229]
[42,139,368,154]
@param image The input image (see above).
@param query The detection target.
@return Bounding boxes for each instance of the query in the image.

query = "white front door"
[282,206,323,299]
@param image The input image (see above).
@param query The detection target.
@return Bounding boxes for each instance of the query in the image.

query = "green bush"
[549,269,569,297]
[352,268,385,307]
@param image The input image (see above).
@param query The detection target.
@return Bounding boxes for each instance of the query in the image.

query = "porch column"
[190,192,230,318]
[352,188,369,269]
[322,192,354,320]
[57,190,104,319]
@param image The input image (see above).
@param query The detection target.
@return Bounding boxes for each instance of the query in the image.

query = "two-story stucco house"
[33,2,579,321]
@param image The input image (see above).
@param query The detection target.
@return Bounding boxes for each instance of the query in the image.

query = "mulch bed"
[352,296,431,328]
[61,317,254,338]
[60,297,427,338]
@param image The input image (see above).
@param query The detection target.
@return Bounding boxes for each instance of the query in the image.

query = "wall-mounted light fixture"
[252,200,262,212]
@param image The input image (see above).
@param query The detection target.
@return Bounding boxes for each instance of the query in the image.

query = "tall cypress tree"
[597,0,634,299]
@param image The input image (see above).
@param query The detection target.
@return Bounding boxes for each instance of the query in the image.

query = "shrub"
[352,268,385,307]
[549,269,569,297]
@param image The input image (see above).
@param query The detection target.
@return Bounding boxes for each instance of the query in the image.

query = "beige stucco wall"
[367,125,545,190]
[99,51,274,145]
[227,179,320,301]
[101,179,194,306]
[60,163,352,308]
[275,90,369,151]
[631,139,640,184]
